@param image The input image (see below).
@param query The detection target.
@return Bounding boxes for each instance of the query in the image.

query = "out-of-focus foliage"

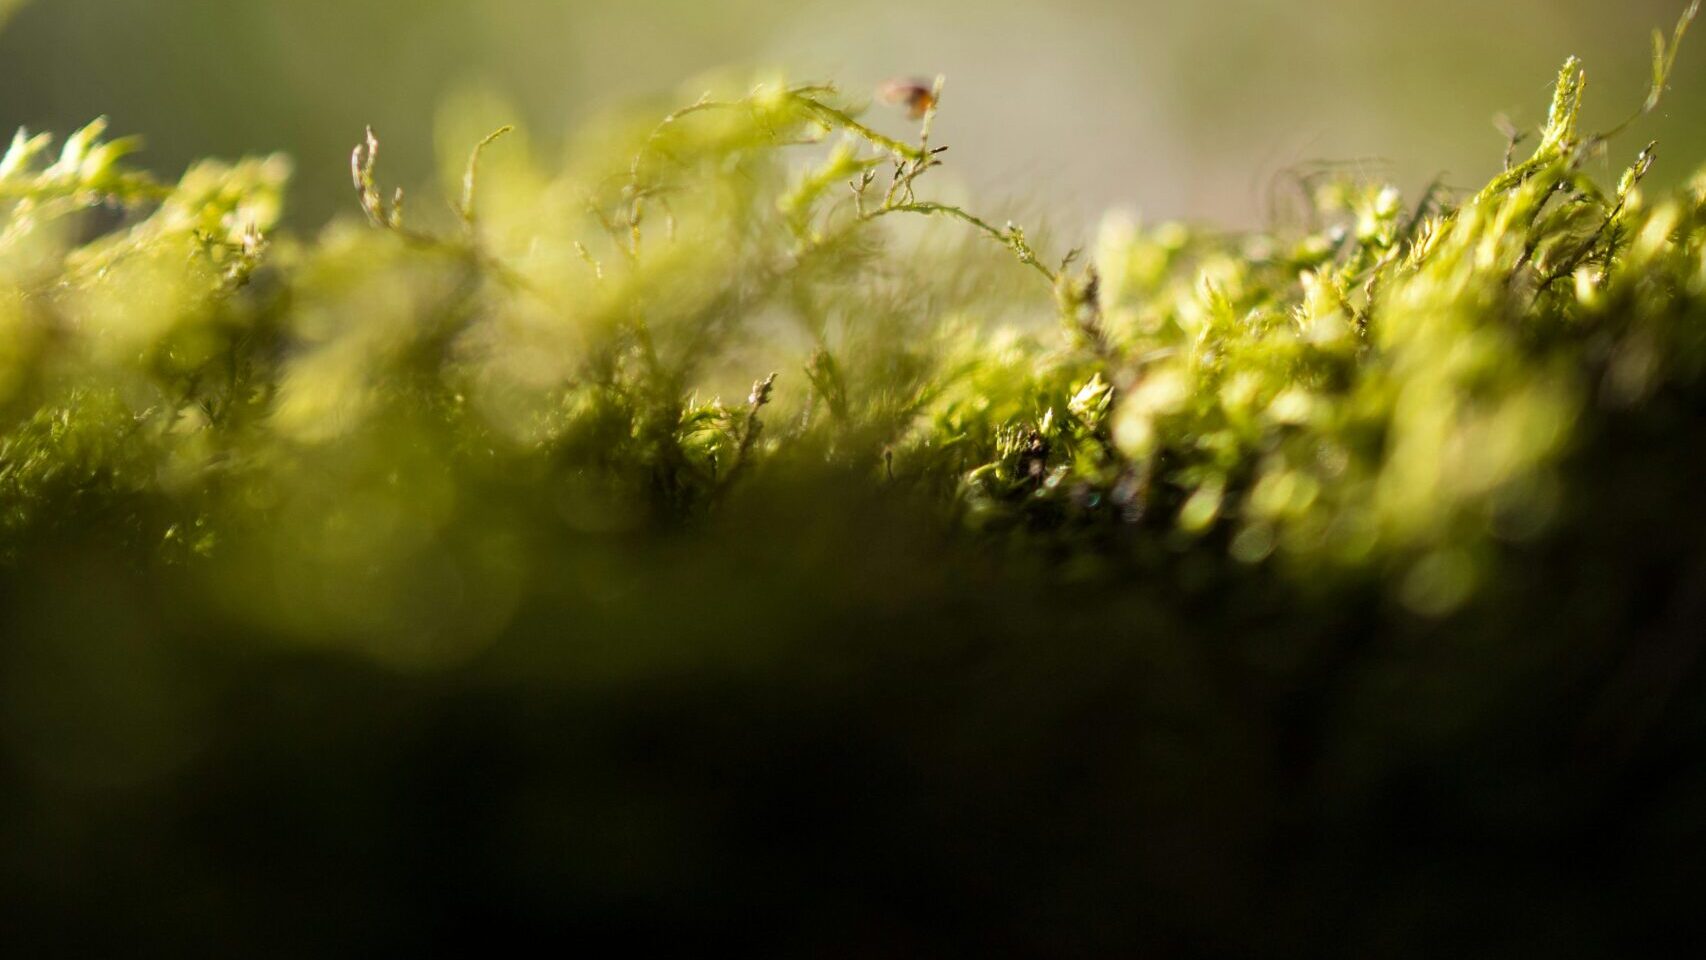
[8,27,1706,955]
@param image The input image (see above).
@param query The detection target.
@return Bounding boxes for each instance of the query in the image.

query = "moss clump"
[3,48,1704,615]
[4,15,1706,955]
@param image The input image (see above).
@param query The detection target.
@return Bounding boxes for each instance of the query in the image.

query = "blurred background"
[2,0,1703,233]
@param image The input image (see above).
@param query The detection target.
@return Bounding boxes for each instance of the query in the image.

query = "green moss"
[4,29,1706,621]
[9,22,1706,949]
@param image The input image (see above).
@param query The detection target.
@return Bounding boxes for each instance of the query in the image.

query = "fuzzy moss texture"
[4,7,1706,957]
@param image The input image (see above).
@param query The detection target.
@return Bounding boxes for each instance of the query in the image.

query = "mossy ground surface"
[4,16,1706,953]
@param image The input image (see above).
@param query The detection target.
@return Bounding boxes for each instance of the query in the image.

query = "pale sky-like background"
[2,0,1702,233]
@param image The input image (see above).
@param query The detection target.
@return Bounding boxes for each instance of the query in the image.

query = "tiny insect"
[878,78,937,120]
